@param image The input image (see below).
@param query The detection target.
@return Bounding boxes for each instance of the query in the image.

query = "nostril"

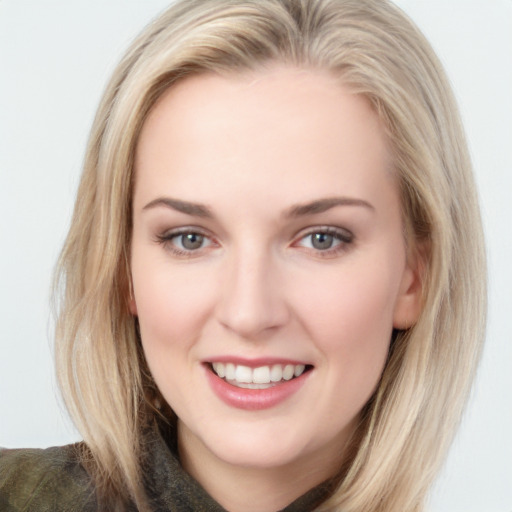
[216,266,290,338]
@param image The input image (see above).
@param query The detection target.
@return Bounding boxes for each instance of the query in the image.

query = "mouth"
[208,362,313,389]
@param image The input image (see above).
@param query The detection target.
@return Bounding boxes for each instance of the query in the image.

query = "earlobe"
[129,297,138,316]
[392,245,426,329]
[127,273,138,316]
[125,251,137,316]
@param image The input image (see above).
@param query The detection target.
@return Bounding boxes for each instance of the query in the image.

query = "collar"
[140,423,334,511]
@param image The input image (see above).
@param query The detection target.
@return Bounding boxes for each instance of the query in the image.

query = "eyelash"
[293,226,354,258]
[155,227,217,258]
[155,226,354,258]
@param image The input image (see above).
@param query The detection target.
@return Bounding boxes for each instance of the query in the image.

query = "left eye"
[171,232,211,251]
[297,229,353,252]
[307,232,338,250]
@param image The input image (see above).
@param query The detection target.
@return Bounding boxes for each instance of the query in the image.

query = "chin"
[212,437,310,469]
[192,417,348,471]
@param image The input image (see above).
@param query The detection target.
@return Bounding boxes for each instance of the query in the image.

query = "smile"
[211,362,307,389]
[205,360,313,410]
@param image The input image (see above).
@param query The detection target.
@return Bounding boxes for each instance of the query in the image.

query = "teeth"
[211,362,307,385]
[226,363,236,380]
[282,364,295,380]
[270,365,283,382]
[253,366,270,384]
[212,362,226,378]
[294,364,305,377]
[235,365,252,383]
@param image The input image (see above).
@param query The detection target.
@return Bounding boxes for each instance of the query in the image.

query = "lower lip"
[204,365,311,411]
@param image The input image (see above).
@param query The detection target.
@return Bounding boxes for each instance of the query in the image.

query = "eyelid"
[294,225,354,241]
[154,224,354,259]
[155,226,218,257]
[292,225,354,256]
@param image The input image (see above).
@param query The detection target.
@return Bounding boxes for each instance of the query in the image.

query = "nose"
[216,245,290,339]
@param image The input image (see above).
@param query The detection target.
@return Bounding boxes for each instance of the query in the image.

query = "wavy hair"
[54,0,486,510]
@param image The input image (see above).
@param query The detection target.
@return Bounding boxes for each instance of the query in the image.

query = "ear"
[392,242,427,329]
[127,274,138,316]
[129,295,138,316]
[124,249,138,316]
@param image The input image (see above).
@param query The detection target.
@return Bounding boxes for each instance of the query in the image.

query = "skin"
[130,65,422,512]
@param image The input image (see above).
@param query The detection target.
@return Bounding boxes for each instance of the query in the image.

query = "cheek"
[131,258,226,409]
[298,260,398,335]
[132,257,214,343]
[292,256,402,384]
[132,264,214,408]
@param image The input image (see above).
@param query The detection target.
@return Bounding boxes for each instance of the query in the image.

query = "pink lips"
[204,360,311,411]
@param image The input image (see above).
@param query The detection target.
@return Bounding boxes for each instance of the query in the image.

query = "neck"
[177,422,346,512]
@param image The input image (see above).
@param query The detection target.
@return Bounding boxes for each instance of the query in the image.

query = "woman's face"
[130,66,421,475]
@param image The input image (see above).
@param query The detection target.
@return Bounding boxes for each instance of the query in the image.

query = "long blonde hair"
[54,0,486,510]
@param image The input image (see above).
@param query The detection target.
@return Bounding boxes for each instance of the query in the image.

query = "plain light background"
[0,2,510,511]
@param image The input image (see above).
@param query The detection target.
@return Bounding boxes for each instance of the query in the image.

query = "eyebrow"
[142,197,213,217]
[142,195,374,218]
[284,197,374,217]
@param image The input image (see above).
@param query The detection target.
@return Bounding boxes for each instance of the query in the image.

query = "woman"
[0,0,486,511]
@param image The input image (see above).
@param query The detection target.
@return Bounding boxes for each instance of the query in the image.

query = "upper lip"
[203,356,312,368]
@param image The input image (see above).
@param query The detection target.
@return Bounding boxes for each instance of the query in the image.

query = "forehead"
[133,65,395,212]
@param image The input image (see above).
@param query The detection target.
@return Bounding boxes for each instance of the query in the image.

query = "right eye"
[293,226,354,258]
[173,232,208,250]
[156,229,215,257]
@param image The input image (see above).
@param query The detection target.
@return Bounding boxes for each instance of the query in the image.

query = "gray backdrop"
[1,1,510,510]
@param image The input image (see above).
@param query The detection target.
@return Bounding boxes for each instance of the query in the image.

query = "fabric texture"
[0,443,96,512]
[0,426,332,511]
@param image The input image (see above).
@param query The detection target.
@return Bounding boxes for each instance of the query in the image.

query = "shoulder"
[0,443,97,512]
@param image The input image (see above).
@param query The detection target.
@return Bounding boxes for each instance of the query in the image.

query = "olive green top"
[0,426,333,511]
